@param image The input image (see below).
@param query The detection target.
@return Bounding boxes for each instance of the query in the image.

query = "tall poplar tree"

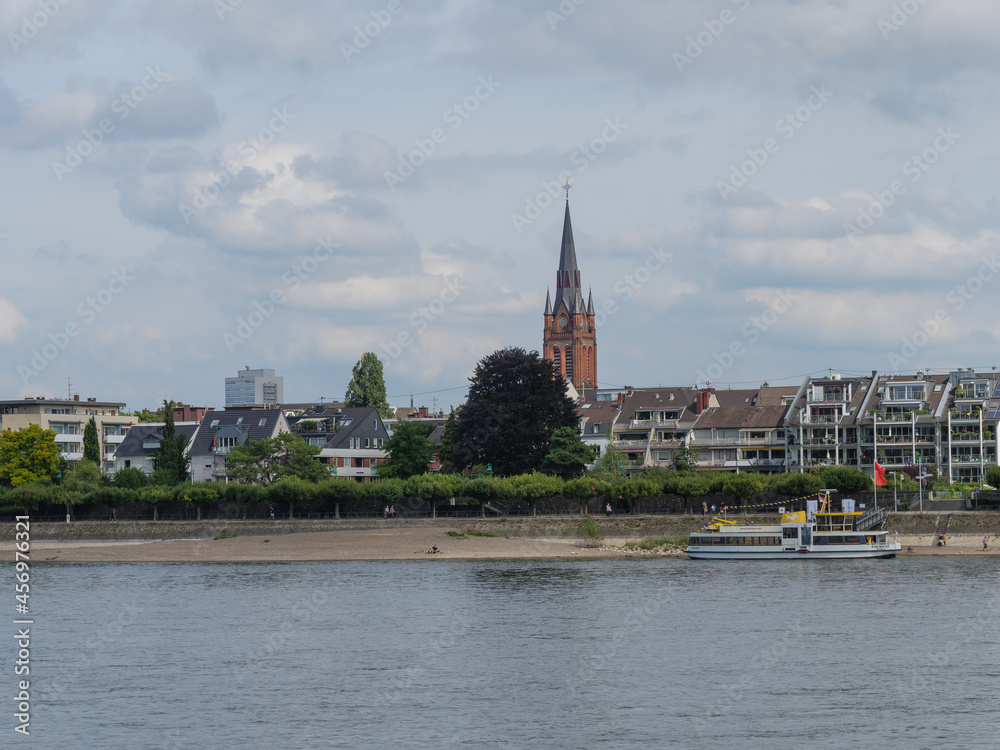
[155,400,190,485]
[344,352,394,419]
[83,416,100,464]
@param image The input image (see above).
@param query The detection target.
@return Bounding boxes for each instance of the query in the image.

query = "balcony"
[629,418,680,429]
[104,434,126,444]
[615,440,650,450]
[807,393,850,404]
[802,416,840,425]
[54,433,84,443]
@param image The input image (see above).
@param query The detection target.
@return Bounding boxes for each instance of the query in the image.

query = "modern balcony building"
[224,367,284,407]
[0,396,137,474]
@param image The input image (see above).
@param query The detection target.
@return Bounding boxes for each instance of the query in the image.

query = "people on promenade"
[390,505,396,520]
[605,502,612,518]
[701,501,707,517]
[384,505,389,519]
[984,536,989,551]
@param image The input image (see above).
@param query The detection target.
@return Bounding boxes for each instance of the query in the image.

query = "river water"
[21,557,1000,749]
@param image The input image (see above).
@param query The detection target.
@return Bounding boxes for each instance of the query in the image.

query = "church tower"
[543,182,597,393]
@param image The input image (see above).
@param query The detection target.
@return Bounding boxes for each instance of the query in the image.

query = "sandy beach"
[4,526,997,562]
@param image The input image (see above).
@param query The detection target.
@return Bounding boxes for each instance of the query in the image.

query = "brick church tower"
[543,186,597,393]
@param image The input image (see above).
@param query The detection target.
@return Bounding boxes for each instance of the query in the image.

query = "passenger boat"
[686,495,900,559]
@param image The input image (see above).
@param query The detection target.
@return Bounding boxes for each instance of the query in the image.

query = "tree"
[438,408,461,474]
[671,445,699,472]
[111,466,148,490]
[183,483,220,521]
[542,426,594,480]
[508,472,564,516]
[377,422,434,479]
[817,466,872,493]
[155,400,190,484]
[450,347,578,476]
[83,417,100,464]
[0,425,61,486]
[344,352,394,419]
[139,485,175,521]
[63,459,102,520]
[591,430,626,478]
[226,432,327,485]
[985,466,1000,489]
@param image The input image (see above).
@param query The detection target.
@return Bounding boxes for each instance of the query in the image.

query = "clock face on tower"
[559,315,568,330]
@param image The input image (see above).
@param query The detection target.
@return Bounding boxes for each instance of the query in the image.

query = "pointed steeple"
[587,288,595,316]
[544,288,552,316]
[552,200,582,316]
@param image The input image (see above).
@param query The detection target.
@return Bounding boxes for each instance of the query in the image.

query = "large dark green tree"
[377,421,435,479]
[344,352,394,419]
[450,347,579,476]
[155,400,190,484]
[83,416,100,464]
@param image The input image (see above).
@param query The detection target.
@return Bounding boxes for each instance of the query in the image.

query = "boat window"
[783,528,797,539]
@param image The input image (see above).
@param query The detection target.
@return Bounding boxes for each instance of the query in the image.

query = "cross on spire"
[563,175,572,201]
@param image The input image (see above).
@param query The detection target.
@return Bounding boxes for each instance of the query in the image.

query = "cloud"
[0,295,28,343]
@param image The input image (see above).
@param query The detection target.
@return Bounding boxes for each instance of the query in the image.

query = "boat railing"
[853,508,892,531]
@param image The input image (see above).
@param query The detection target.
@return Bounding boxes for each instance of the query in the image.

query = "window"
[259,418,267,427]
[365,438,370,448]
[211,419,220,428]
[236,417,243,425]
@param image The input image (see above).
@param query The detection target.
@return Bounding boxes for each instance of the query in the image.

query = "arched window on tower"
[564,346,573,381]
[552,348,562,378]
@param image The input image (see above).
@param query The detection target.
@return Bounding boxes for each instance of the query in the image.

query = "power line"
[387,385,468,400]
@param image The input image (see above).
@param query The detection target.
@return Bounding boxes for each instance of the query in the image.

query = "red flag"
[874,461,887,487]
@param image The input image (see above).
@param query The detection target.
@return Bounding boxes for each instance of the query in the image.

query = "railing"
[629,418,681,428]
[853,508,891,531]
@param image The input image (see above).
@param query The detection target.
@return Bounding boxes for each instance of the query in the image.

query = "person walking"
[390,505,396,520]
[384,505,389,519]
[984,536,989,551]
[605,502,613,518]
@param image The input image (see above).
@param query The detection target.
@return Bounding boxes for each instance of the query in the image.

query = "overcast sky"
[3,0,1000,412]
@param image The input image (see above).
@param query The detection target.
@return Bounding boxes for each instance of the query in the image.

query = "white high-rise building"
[225,367,284,407]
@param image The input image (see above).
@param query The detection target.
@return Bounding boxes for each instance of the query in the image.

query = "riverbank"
[1,513,997,561]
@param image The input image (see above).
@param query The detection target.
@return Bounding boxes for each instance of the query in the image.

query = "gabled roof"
[324,407,390,449]
[692,404,788,430]
[115,423,199,459]
[188,409,285,455]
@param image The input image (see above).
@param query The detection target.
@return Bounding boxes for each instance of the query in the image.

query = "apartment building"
[0,396,137,474]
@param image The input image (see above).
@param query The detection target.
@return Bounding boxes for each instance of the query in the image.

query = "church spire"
[544,288,552,316]
[552,195,582,316]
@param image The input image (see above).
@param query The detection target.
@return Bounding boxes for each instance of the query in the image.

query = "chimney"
[616,392,624,410]
[74,395,79,401]
[418,406,428,418]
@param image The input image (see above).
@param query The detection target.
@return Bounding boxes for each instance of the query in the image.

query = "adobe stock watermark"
[384,75,500,190]
[843,127,960,244]
[886,255,999,369]
[223,236,339,352]
[51,66,168,183]
[546,0,587,30]
[673,0,752,72]
[878,0,929,40]
[179,107,296,223]
[716,85,833,200]
[8,0,72,54]
[18,268,135,384]
[380,274,467,361]
[510,116,628,233]
[341,0,408,63]
[592,245,672,327]
[695,289,798,385]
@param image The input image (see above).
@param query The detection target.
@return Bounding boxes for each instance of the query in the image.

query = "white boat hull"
[687,545,900,560]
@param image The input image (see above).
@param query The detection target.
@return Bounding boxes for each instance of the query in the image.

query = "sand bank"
[2,527,996,562]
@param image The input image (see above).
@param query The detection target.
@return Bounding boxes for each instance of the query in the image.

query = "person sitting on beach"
[907,546,913,553]
[427,545,440,554]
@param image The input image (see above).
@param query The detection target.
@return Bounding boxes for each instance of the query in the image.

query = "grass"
[446,530,466,538]
[213,532,237,540]
[623,535,688,551]
[583,515,603,541]
[468,529,497,537]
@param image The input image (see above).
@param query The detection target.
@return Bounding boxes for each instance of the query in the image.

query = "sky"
[3,0,1000,413]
